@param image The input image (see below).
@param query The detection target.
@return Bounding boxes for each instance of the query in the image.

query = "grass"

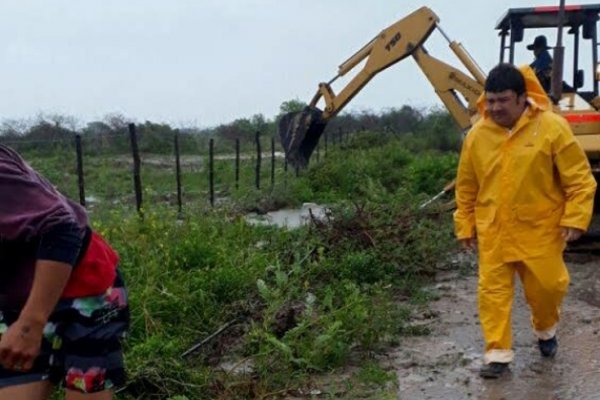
[25,131,460,399]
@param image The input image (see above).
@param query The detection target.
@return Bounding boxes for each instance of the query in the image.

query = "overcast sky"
[0,0,598,128]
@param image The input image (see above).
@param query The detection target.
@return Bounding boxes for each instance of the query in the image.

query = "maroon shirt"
[0,145,88,308]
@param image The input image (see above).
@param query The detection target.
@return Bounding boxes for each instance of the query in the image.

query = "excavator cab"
[496,4,600,167]
[496,4,600,99]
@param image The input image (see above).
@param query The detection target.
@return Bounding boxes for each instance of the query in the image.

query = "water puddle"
[245,203,328,228]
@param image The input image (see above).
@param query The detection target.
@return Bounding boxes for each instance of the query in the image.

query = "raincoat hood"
[477,65,551,117]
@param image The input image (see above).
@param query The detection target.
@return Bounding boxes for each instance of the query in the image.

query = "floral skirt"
[0,271,129,393]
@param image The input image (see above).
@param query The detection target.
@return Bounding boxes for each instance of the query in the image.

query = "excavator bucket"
[278,106,327,169]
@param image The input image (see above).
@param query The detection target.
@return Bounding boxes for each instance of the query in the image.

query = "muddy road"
[394,253,600,400]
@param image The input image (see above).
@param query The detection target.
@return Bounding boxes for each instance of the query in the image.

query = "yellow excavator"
[278,6,484,170]
[278,3,600,178]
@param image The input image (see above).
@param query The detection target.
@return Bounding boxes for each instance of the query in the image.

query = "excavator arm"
[279,6,486,168]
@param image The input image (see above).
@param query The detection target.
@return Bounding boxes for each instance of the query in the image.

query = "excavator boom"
[279,6,486,169]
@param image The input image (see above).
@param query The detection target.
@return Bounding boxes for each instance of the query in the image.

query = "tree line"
[0,100,462,155]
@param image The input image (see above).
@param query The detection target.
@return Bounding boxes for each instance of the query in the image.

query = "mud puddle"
[245,203,328,228]
[394,253,600,400]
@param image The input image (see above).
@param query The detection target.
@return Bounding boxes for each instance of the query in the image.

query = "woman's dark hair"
[484,63,526,96]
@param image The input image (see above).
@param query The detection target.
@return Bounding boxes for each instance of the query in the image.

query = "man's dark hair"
[484,63,526,96]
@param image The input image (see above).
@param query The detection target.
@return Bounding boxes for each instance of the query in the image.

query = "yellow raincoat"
[454,65,596,364]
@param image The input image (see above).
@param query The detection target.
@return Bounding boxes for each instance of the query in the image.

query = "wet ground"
[393,253,600,400]
[250,211,600,399]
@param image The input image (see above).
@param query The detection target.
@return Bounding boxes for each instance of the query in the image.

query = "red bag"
[61,231,119,298]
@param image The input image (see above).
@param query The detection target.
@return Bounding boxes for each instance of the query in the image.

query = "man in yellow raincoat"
[454,63,596,378]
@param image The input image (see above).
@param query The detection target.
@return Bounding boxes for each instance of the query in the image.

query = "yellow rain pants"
[454,66,596,364]
[479,257,569,363]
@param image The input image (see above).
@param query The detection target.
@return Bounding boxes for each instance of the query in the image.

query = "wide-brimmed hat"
[527,35,550,50]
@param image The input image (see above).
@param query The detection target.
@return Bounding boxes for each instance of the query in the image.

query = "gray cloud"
[0,0,595,127]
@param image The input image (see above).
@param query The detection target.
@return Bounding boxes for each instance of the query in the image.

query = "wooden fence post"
[174,131,183,215]
[128,123,143,215]
[209,138,215,207]
[75,134,85,207]
[255,131,261,190]
[270,136,275,189]
[235,138,240,190]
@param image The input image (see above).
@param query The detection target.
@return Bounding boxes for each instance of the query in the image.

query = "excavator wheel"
[278,106,327,170]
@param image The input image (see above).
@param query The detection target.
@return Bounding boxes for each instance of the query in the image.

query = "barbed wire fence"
[0,124,356,216]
